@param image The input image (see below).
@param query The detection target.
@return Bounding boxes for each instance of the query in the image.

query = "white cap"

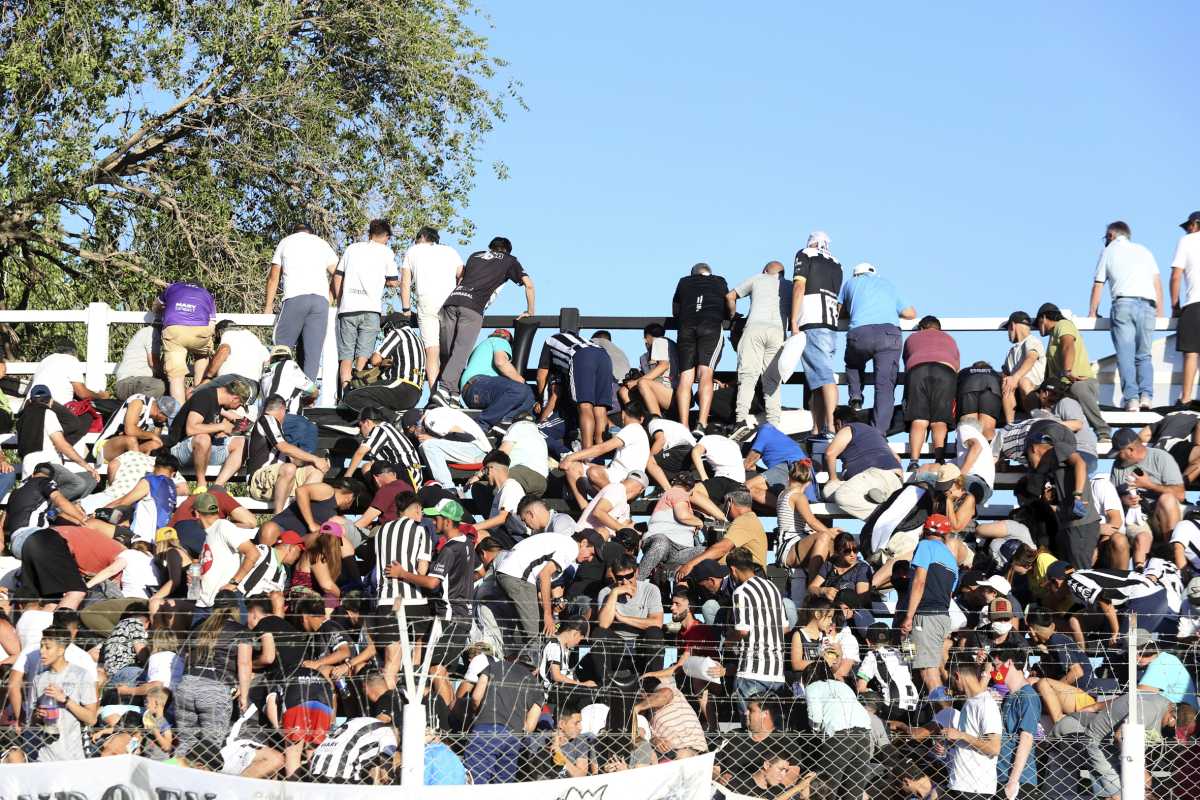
[977,575,1012,595]
[853,262,877,276]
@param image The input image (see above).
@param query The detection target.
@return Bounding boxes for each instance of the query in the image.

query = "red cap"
[279,531,306,549]
[923,514,952,535]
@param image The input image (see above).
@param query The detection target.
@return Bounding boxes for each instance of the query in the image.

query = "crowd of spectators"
[0,213,1199,798]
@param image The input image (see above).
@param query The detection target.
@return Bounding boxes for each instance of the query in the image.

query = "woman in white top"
[776,461,839,601]
[120,539,161,599]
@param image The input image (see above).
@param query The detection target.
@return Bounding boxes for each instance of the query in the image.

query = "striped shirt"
[537,331,596,375]
[1067,558,1183,610]
[96,394,156,444]
[260,359,317,414]
[732,575,787,682]
[376,326,426,388]
[247,414,286,474]
[237,545,289,597]
[364,422,422,487]
[375,517,433,607]
[309,717,398,783]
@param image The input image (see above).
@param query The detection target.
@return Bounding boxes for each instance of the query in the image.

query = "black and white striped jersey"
[309,717,398,783]
[96,394,156,444]
[376,326,426,388]
[375,517,433,607]
[260,359,317,414]
[537,331,595,375]
[732,575,787,683]
[1067,558,1183,611]
[364,422,422,486]
[247,414,287,474]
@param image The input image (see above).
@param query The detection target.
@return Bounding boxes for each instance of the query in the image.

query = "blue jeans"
[1109,297,1155,402]
[283,413,319,454]
[420,438,487,487]
[274,293,329,380]
[845,324,902,434]
[464,375,534,429]
[0,470,19,502]
[464,724,521,784]
[734,677,787,716]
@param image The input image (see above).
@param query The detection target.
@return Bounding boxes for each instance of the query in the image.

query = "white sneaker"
[1125,398,1140,412]
[1139,395,1153,411]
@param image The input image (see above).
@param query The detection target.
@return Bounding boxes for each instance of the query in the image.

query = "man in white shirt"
[495,530,587,656]
[1000,310,1045,424]
[113,325,165,400]
[406,406,490,488]
[560,401,650,496]
[332,219,400,394]
[1171,211,1200,404]
[194,492,258,608]
[1088,220,1163,412]
[202,321,269,404]
[399,226,463,392]
[943,653,1002,797]
[263,222,339,380]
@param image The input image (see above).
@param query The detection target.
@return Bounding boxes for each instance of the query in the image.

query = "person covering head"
[489,328,513,341]
[423,498,464,522]
[923,513,952,536]
[806,230,832,255]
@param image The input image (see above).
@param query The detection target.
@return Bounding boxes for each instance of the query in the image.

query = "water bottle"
[187,563,202,600]
[37,693,60,733]
[335,674,351,698]
[900,638,916,666]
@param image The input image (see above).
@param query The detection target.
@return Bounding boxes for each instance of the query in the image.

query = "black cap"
[370,461,398,476]
[1034,302,1061,321]
[690,559,730,581]
[1180,211,1200,230]
[1000,310,1032,329]
[1046,560,1070,580]
[400,408,423,430]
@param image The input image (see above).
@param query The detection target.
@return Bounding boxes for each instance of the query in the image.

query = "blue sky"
[453,1,1197,395]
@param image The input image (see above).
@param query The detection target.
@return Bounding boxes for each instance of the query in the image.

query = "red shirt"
[679,620,719,659]
[370,479,417,524]
[56,525,125,576]
[170,490,243,526]
[902,329,960,371]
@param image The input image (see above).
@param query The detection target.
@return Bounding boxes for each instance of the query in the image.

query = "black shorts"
[428,618,471,672]
[655,444,693,477]
[676,321,723,371]
[371,604,432,647]
[20,529,86,598]
[703,475,742,505]
[957,388,1003,421]
[1179,303,1200,353]
[903,363,957,425]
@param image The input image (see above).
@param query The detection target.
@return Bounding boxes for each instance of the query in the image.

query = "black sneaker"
[691,424,707,439]
[729,422,756,443]
[848,398,863,412]
[448,391,466,409]
[427,386,450,409]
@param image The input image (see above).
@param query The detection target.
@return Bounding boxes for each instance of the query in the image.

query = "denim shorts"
[801,327,837,388]
[171,436,230,466]
[336,311,381,360]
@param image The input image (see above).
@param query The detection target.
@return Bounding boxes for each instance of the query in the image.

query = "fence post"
[399,701,426,787]
[1120,613,1145,800]
[84,302,111,392]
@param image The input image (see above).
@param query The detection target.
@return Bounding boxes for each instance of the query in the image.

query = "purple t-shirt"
[160,283,216,327]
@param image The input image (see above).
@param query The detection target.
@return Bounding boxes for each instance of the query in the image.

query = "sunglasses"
[613,572,636,582]
[839,546,858,555]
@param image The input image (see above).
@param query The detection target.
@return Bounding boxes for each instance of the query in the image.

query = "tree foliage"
[0,0,515,356]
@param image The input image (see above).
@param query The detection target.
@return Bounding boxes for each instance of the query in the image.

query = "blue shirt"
[424,741,467,784]
[1046,633,1094,689]
[460,336,512,389]
[750,424,807,467]
[1140,652,1198,708]
[838,273,908,329]
[909,538,958,613]
[998,684,1040,786]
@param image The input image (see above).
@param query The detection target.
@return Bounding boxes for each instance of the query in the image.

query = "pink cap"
[319,520,346,539]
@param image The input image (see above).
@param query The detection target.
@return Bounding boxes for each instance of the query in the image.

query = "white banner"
[0,752,714,800]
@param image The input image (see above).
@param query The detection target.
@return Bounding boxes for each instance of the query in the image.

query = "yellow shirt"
[1031,551,1073,612]
[721,512,767,568]
[1046,319,1094,381]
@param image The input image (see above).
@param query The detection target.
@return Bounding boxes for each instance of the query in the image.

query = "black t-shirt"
[305,618,351,663]
[1025,418,1076,466]
[792,249,843,330]
[672,274,729,325]
[5,476,57,533]
[429,536,475,619]
[958,365,1002,396]
[443,250,526,313]
[169,387,221,445]
[185,619,251,682]
[369,688,405,723]
[253,615,306,680]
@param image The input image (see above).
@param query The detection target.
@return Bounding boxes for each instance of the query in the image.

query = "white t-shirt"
[270,231,338,301]
[947,691,1002,794]
[639,337,679,388]
[146,651,183,691]
[29,353,85,404]
[422,407,489,451]
[501,420,549,477]
[337,240,399,314]
[401,242,463,313]
[463,653,498,684]
[648,418,696,450]
[698,434,745,482]
[115,326,156,381]
[1173,232,1200,308]
[609,423,650,480]
[218,329,269,379]
[15,609,54,652]
[1002,334,1045,388]
[576,482,631,535]
[955,422,995,488]
[1170,519,1200,571]
[497,532,578,584]
[1093,236,1159,301]
[120,549,160,598]
[494,478,526,515]
[1091,475,1125,533]
[198,520,256,607]
[538,639,575,689]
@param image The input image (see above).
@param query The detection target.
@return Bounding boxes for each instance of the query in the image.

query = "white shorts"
[417,309,441,348]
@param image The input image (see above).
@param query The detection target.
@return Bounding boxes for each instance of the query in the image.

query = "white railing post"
[84,302,111,392]
[317,307,339,407]
[400,701,426,787]
[1120,614,1145,800]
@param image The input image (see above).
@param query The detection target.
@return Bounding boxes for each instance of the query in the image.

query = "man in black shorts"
[381,498,475,707]
[901,316,960,471]
[957,360,1003,439]
[671,263,729,437]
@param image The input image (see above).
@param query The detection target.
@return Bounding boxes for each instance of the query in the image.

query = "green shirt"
[460,336,512,389]
[1045,319,1094,380]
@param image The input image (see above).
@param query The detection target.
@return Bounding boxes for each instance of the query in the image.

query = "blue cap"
[928,686,950,702]
[29,384,51,400]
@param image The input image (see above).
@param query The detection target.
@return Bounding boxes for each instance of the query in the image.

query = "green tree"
[0,0,515,356]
